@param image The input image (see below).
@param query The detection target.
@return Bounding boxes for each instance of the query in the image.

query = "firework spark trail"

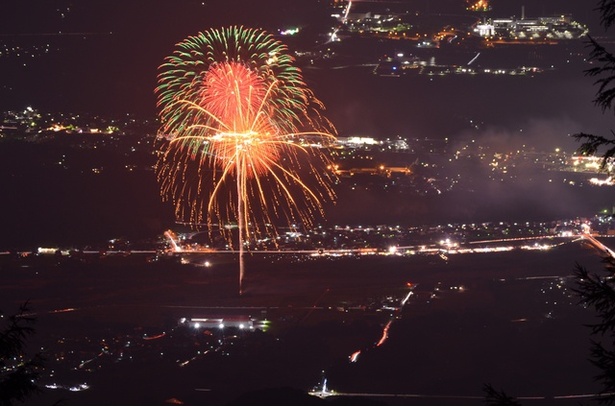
[155,26,337,294]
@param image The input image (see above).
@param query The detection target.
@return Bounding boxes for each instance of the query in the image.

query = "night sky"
[0,0,606,116]
[0,0,334,115]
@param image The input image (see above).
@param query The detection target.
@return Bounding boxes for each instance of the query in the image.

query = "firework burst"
[155,26,337,294]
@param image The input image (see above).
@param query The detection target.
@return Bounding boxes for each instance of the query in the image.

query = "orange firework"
[155,27,336,294]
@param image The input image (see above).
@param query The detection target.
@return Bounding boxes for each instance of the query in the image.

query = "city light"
[0,1,605,405]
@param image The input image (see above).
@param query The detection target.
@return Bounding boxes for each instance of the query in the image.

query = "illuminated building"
[472,12,588,40]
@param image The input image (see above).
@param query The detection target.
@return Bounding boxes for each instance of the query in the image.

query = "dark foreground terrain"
[0,238,607,405]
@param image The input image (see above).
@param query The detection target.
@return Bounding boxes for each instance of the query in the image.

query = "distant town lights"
[279,27,300,36]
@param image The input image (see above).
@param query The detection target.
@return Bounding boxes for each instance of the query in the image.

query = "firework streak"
[155,26,337,293]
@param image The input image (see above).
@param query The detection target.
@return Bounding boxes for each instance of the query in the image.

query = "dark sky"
[0,0,606,116]
[0,1,334,115]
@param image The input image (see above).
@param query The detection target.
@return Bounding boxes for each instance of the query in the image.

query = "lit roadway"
[307,231,615,404]
[9,230,606,263]
[581,233,615,258]
[165,233,583,257]
[308,389,613,403]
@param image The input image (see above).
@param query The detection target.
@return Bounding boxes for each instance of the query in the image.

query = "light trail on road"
[582,233,615,258]
[375,320,392,347]
[301,288,331,323]
[20,307,79,317]
[311,390,613,402]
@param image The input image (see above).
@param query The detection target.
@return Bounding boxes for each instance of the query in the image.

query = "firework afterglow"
[466,0,490,12]
[155,26,337,294]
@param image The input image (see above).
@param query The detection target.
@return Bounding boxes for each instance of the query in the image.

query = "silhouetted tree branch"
[572,0,615,169]
[573,261,615,335]
[585,36,615,114]
[572,260,615,404]
[483,383,519,406]
[597,0,615,30]
[0,302,43,405]
[571,5,615,402]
